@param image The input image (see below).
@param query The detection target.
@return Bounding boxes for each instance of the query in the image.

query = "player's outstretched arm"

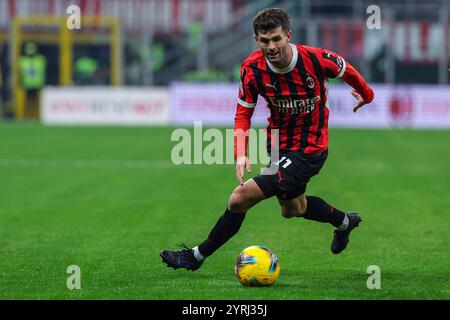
[319,48,374,113]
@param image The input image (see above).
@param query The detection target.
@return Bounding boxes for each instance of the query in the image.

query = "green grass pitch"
[0,122,449,299]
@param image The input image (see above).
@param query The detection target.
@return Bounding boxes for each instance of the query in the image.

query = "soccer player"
[160,8,374,271]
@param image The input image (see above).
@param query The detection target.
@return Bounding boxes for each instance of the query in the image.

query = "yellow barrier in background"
[12,16,122,120]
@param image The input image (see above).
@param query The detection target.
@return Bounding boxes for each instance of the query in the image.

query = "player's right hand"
[236,156,251,186]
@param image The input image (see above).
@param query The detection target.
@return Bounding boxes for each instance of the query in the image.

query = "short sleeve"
[319,49,347,80]
[237,65,258,108]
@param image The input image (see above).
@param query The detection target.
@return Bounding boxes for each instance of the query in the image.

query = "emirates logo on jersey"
[267,95,321,114]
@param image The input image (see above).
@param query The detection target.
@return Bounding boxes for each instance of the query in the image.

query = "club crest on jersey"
[267,95,320,114]
[306,75,315,89]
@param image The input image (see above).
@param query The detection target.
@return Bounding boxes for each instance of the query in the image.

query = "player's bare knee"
[228,187,248,213]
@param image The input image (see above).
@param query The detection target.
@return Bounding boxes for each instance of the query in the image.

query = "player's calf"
[280,207,303,218]
[278,194,307,218]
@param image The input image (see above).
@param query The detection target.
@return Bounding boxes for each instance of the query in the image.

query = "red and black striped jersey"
[234,43,374,157]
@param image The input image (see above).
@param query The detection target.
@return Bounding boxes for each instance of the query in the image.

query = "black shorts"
[253,149,328,201]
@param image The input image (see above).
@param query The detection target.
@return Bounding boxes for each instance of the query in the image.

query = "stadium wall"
[41,84,450,128]
[41,86,169,125]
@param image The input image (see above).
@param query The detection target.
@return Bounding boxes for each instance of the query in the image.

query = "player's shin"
[196,208,246,261]
[303,196,348,229]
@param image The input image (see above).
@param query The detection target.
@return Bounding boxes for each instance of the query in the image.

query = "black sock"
[303,196,346,228]
[198,208,246,257]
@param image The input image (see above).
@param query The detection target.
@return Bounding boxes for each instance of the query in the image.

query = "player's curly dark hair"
[253,8,291,35]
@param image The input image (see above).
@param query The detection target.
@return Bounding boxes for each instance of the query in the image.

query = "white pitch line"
[1,158,447,173]
[0,158,179,169]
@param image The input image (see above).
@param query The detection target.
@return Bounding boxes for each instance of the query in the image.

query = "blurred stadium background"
[0,0,449,123]
[0,0,449,299]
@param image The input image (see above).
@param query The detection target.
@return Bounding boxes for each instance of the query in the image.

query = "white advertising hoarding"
[328,84,450,128]
[41,87,170,125]
[41,84,450,128]
[171,83,270,126]
[171,82,390,127]
[171,83,450,129]
[327,84,391,128]
[409,85,450,128]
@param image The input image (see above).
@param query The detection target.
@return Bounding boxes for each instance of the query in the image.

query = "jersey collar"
[265,43,298,74]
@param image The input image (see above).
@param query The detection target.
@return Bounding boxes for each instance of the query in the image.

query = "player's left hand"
[351,89,367,113]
